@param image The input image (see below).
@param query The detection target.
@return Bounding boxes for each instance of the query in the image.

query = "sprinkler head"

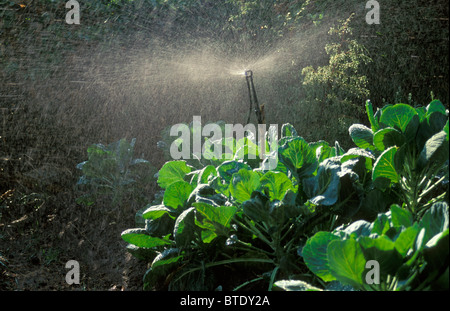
[244,70,253,77]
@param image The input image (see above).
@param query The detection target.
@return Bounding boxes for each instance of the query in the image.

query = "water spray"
[243,70,265,125]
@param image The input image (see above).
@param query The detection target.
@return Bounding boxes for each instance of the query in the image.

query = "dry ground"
[0,182,152,291]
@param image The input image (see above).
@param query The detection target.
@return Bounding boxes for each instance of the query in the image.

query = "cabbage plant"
[121,100,448,291]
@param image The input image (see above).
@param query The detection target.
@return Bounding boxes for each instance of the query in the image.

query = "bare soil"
[0,185,150,291]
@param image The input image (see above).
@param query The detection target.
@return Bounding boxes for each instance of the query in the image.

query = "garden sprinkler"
[244,70,265,124]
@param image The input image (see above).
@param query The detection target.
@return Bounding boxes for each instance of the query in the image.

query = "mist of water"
[48,19,335,163]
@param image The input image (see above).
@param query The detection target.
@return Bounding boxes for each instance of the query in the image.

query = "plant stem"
[234,218,273,248]
[280,222,295,242]
[233,276,264,291]
[397,183,414,214]
[395,270,418,291]
[234,240,273,257]
[268,266,280,291]
[416,191,448,219]
[173,258,274,285]
[418,173,448,201]
[388,276,398,291]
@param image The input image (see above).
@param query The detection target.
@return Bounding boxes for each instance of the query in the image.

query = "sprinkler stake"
[244,70,265,124]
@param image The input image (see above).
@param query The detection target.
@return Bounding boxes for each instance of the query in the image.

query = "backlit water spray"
[55,18,334,165]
